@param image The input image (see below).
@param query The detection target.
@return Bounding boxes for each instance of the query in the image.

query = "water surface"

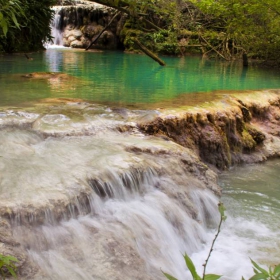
[1,49,280,107]
[208,160,280,279]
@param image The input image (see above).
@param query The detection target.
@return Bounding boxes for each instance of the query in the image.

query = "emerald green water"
[1,49,280,107]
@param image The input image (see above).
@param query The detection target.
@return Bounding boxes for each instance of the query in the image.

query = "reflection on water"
[1,49,280,107]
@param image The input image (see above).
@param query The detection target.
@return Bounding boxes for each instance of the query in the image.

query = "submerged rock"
[21,72,72,80]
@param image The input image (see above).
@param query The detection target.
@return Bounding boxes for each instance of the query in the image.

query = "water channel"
[0,49,279,279]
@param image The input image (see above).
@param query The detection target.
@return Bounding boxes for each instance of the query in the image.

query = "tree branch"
[132,38,166,66]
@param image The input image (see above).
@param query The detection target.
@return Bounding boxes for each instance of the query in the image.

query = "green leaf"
[7,266,17,278]
[273,264,280,275]
[249,272,268,280]
[183,254,201,280]
[204,274,222,280]
[218,202,227,221]
[1,18,8,36]
[0,254,18,278]
[250,259,269,276]
[0,255,18,263]
[10,11,20,28]
[162,272,178,280]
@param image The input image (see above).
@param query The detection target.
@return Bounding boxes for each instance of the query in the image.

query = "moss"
[241,129,256,152]
[246,124,266,144]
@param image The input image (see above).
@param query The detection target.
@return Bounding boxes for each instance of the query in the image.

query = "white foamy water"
[45,7,68,49]
[50,7,63,47]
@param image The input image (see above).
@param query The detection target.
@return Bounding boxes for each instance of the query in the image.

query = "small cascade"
[48,7,64,47]
[51,8,63,46]
[0,101,221,279]
[47,2,121,49]
[11,171,219,280]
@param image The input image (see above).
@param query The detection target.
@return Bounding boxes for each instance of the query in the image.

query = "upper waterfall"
[48,1,121,49]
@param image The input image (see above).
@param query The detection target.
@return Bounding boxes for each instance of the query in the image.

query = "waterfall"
[52,9,63,46]
[48,7,64,48]
[12,176,219,280]
[47,3,120,49]
[0,101,221,279]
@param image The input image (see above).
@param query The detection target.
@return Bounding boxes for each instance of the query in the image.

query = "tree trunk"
[86,0,162,31]
[132,38,166,66]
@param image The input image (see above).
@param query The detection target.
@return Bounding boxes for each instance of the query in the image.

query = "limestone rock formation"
[139,90,280,169]
[51,2,122,49]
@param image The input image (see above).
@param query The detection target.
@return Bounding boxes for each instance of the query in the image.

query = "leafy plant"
[0,0,24,36]
[243,260,280,280]
[0,0,56,52]
[0,254,18,279]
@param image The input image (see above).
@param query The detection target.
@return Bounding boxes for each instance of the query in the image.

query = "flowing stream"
[0,50,280,279]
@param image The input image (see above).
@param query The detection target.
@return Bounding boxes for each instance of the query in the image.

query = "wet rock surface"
[0,98,219,279]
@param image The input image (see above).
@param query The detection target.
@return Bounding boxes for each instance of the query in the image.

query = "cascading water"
[49,7,64,47]
[1,100,279,279]
[12,172,219,280]
[0,100,222,279]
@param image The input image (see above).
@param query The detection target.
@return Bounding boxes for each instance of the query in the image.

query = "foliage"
[0,253,18,279]
[0,0,23,36]
[2,0,280,60]
[0,0,56,52]
[189,0,280,62]
[94,0,280,63]
[244,260,280,280]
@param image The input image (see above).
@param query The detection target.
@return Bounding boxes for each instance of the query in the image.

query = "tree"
[188,0,280,63]
[2,0,280,66]
[88,0,280,65]
[0,0,56,52]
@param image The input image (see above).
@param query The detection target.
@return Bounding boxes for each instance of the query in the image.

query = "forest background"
[1,0,280,66]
